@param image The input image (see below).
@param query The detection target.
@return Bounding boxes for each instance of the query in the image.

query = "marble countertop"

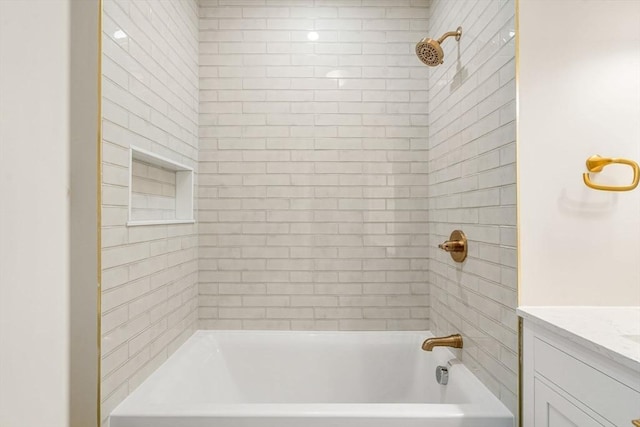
[517,306,640,372]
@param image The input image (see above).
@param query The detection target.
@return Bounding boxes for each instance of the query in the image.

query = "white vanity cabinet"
[520,308,640,427]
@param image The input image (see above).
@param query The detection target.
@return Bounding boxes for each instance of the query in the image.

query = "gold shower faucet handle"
[438,240,465,252]
[438,230,467,263]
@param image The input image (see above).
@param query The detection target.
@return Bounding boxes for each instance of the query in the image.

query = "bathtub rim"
[110,329,514,422]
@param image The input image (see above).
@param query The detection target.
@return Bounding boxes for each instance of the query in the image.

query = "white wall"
[198,0,431,330]
[0,1,99,426]
[518,0,640,306]
[100,0,199,423]
[428,0,517,415]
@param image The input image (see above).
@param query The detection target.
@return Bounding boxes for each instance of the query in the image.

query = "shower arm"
[437,27,463,44]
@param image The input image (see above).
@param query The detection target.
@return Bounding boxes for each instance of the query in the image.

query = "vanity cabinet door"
[522,320,640,427]
[534,379,608,427]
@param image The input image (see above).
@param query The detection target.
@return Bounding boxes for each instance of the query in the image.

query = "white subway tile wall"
[427,0,517,416]
[130,160,178,221]
[100,0,518,421]
[198,0,431,331]
[101,0,199,423]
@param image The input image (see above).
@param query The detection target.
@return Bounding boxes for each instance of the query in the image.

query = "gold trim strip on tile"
[97,0,103,424]
[515,0,522,426]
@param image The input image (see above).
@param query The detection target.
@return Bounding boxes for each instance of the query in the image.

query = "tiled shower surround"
[428,0,517,414]
[100,0,199,423]
[198,0,431,331]
[101,0,517,422]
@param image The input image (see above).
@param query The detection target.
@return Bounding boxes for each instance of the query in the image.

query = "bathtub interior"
[115,331,507,410]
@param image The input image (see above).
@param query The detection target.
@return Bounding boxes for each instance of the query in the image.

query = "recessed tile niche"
[127,146,194,226]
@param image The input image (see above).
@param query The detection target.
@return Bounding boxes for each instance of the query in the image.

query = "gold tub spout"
[421,334,463,351]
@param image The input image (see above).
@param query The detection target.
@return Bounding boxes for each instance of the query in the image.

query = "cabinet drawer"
[534,337,640,427]
[534,378,607,427]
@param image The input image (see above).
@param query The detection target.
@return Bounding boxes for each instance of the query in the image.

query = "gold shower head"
[415,26,462,66]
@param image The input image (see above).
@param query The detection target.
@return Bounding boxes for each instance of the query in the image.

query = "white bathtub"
[110,330,514,427]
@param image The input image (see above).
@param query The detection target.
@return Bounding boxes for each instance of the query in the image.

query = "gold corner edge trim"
[97,0,103,424]
[518,316,523,427]
[514,0,521,307]
[514,0,522,426]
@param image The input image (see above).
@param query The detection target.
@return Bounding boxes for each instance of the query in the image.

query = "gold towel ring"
[583,155,639,192]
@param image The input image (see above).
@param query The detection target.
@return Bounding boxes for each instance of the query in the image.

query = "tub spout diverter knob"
[435,365,449,385]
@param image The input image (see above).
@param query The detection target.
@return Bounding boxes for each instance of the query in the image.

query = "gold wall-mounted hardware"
[437,26,463,44]
[415,26,462,66]
[422,334,464,351]
[583,154,639,191]
[438,230,467,262]
[632,420,640,427]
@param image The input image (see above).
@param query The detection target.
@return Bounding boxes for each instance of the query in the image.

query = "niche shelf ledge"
[126,219,196,227]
